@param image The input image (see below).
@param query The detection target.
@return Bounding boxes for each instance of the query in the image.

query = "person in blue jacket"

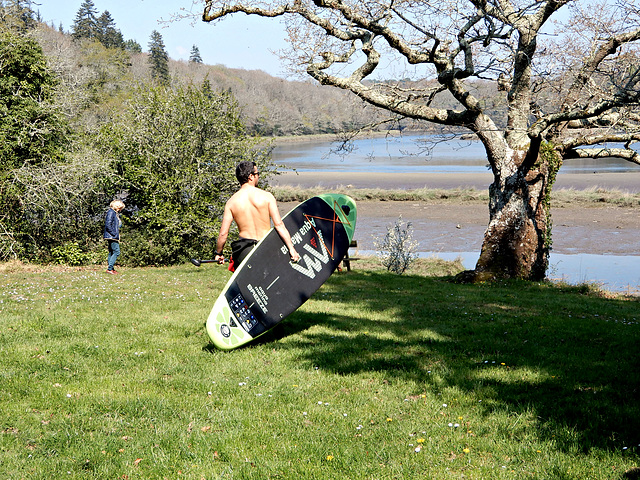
[103,200,125,274]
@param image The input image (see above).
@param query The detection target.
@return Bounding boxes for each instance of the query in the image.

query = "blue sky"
[35,0,291,77]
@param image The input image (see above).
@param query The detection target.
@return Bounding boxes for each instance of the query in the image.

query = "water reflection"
[356,251,640,294]
[430,252,640,294]
[273,134,639,174]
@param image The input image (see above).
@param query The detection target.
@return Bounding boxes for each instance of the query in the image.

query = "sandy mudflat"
[275,171,640,256]
[273,171,640,193]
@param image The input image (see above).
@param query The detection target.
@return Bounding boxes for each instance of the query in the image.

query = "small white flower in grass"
[443,404,447,407]
[414,446,422,453]
[208,391,212,396]
[318,401,323,405]
[343,413,347,417]
[356,425,363,430]
[66,394,72,398]
[454,423,460,428]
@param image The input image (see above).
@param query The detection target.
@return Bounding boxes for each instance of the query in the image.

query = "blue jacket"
[103,208,121,241]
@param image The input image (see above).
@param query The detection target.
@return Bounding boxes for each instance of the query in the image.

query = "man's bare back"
[225,184,275,240]
[214,161,299,268]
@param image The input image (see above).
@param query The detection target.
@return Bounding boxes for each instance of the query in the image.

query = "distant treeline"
[29,1,505,138]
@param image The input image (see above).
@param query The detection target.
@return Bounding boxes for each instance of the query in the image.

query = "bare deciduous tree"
[200,0,640,281]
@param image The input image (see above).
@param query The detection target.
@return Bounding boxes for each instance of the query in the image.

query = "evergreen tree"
[0,0,37,32]
[124,39,142,53]
[96,10,124,49]
[189,44,203,63]
[0,29,68,170]
[71,0,98,41]
[148,30,169,85]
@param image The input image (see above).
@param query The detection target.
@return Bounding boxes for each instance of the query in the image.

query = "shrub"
[51,242,92,266]
[97,82,274,266]
[374,215,419,274]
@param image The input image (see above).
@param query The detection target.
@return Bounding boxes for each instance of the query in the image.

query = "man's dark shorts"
[229,237,258,272]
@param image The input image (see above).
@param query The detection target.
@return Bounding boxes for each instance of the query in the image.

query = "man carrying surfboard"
[214,161,300,271]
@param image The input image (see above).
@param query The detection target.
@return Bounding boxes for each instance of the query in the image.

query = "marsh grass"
[1,261,639,479]
[272,185,640,207]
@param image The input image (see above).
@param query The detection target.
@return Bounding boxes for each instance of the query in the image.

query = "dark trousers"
[229,238,258,272]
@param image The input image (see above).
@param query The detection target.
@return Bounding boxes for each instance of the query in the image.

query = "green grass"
[1,260,638,479]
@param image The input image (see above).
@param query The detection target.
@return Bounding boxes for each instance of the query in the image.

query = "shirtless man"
[214,161,300,271]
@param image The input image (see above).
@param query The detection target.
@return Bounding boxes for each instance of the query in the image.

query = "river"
[272,134,639,174]
[272,135,640,294]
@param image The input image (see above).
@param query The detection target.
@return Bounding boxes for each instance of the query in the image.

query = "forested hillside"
[33,23,386,137]
[33,7,503,138]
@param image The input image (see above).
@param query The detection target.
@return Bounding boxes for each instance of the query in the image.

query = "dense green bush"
[51,242,92,266]
[97,82,274,266]
[0,28,74,262]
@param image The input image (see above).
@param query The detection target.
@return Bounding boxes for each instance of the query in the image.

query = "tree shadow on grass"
[274,270,640,456]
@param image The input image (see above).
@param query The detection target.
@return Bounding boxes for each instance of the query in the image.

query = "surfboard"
[206,193,357,350]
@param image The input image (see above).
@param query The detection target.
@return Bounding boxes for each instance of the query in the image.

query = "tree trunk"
[457,145,560,282]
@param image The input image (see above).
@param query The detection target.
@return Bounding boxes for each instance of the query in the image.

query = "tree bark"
[459,144,559,282]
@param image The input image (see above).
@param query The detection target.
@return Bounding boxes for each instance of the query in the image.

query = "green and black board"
[206,193,357,350]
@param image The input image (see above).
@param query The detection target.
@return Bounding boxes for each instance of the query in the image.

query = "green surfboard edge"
[316,193,357,243]
[206,193,357,351]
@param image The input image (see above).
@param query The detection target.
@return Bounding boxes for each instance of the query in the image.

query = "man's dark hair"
[236,161,256,185]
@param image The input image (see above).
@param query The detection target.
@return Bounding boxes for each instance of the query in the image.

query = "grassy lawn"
[1,260,638,479]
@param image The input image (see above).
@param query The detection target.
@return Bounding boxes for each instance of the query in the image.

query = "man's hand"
[289,248,300,263]
[215,254,225,264]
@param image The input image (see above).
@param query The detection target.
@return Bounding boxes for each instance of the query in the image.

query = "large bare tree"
[200,0,640,280]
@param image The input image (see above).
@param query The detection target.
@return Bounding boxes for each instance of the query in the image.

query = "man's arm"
[268,195,300,262]
[215,205,233,264]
